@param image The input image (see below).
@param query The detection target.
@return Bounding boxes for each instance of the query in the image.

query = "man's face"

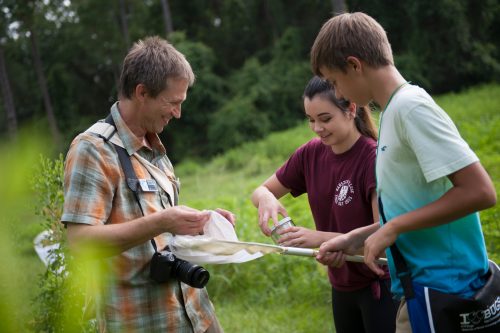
[320,66,371,106]
[144,77,188,134]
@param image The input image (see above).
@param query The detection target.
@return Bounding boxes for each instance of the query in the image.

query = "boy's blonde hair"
[311,12,394,75]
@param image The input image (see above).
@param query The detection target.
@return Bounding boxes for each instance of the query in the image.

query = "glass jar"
[270,217,295,244]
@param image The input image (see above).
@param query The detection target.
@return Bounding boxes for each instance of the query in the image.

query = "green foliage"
[1,0,498,162]
[433,84,500,262]
[30,154,96,332]
[207,95,272,155]
[348,0,500,93]
[0,133,48,333]
[32,155,65,241]
[206,28,311,155]
[163,32,228,160]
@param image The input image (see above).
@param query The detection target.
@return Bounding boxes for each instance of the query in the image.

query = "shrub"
[30,154,95,333]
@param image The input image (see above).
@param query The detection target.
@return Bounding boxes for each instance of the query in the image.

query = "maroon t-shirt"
[276,136,390,291]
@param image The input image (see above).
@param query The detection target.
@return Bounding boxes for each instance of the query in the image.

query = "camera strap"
[101,114,165,253]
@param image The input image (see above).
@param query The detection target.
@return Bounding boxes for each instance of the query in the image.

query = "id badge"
[138,179,158,192]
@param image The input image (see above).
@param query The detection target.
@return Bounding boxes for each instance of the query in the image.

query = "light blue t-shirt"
[376,83,488,299]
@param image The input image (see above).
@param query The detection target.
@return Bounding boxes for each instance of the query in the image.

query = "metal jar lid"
[270,217,293,233]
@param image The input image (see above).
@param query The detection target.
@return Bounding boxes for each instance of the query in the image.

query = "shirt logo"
[381,145,388,151]
[334,180,354,206]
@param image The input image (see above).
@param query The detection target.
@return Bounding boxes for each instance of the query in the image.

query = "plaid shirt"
[62,103,217,332]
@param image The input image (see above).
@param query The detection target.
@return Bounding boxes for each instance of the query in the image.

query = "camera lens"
[189,267,210,288]
[173,258,210,288]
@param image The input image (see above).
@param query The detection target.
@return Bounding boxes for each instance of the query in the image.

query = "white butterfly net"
[167,210,279,264]
[167,210,387,266]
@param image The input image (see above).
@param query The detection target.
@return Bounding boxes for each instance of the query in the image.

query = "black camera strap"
[101,114,169,254]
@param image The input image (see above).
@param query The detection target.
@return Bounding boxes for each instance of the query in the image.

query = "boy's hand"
[316,236,348,267]
[364,224,397,276]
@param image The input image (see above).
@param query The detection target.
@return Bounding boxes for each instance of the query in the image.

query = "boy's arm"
[364,161,496,275]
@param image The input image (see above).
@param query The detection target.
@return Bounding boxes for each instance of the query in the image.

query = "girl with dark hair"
[251,76,398,333]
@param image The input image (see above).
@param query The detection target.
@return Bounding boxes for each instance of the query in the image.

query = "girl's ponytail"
[355,106,378,140]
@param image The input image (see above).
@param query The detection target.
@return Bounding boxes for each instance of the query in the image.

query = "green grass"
[433,84,500,260]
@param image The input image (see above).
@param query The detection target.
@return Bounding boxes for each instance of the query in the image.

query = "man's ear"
[134,84,148,101]
[346,56,362,73]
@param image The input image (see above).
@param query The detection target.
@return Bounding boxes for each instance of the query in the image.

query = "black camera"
[150,251,210,288]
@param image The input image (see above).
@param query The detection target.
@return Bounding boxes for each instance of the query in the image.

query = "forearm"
[386,179,496,236]
[66,213,164,256]
[251,185,274,208]
[348,222,380,249]
[313,231,343,247]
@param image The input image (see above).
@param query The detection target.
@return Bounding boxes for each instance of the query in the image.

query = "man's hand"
[214,208,236,226]
[159,205,210,235]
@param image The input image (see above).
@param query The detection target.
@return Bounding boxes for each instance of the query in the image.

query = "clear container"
[270,217,295,244]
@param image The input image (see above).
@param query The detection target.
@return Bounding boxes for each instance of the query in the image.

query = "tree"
[160,0,174,36]
[9,0,62,146]
[118,0,130,47]
[0,44,17,138]
[29,28,62,145]
[331,0,347,14]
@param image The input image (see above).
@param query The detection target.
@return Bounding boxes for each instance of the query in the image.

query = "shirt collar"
[110,102,167,156]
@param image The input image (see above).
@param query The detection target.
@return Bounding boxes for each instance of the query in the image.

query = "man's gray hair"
[119,36,195,98]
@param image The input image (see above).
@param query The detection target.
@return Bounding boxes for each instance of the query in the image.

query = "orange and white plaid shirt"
[62,102,217,332]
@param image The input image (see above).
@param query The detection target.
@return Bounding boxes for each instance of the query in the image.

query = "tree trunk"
[331,0,346,15]
[0,45,18,139]
[160,0,174,36]
[29,29,62,145]
[119,0,130,47]
[261,0,277,43]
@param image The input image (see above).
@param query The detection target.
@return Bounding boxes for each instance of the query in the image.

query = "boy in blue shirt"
[312,12,497,331]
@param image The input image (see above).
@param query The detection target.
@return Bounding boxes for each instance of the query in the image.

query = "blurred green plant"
[30,154,97,332]
[0,133,48,333]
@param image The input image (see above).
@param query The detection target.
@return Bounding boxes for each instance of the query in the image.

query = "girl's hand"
[277,227,322,248]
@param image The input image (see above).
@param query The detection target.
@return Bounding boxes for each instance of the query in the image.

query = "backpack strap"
[379,196,415,299]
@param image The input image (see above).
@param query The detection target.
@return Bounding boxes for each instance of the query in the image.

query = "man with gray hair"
[62,36,229,332]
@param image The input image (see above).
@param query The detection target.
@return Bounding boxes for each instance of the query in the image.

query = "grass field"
[1,83,498,333]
